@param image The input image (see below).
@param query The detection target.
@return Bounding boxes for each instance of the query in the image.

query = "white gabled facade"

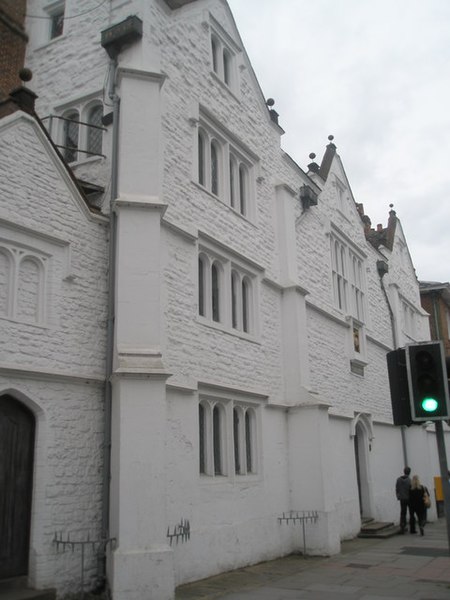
[0,0,447,599]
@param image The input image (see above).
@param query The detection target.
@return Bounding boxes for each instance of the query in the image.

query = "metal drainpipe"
[379,271,409,466]
[99,54,119,589]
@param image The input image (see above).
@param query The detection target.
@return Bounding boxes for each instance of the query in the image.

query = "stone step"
[358,520,398,539]
[0,591,55,600]
[0,579,55,600]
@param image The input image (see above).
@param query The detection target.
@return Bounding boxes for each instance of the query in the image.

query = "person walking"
[409,474,429,535]
[395,466,411,534]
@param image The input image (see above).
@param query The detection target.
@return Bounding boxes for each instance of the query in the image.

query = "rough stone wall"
[0,117,108,375]
[19,0,439,593]
[0,113,108,595]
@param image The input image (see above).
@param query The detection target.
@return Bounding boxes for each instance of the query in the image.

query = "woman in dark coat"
[409,474,428,535]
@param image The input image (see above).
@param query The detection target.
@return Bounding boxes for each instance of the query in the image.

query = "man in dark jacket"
[395,466,411,534]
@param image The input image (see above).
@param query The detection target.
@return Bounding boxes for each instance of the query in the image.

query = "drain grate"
[346,563,372,569]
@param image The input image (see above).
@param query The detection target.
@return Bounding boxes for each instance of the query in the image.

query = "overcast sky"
[227,0,450,283]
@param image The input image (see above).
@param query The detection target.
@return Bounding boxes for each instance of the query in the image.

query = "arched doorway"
[0,395,35,579]
[352,414,373,519]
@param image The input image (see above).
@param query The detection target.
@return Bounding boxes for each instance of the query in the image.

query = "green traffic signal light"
[406,341,450,422]
[421,397,439,412]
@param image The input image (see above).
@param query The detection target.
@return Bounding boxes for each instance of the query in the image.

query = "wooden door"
[0,395,35,579]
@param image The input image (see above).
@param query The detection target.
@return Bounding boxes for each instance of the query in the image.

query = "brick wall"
[0,0,27,99]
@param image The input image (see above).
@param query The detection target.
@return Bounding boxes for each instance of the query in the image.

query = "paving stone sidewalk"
[176,519,450,599]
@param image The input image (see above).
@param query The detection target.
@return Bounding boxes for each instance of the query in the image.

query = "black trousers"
[399,499,410,531]
[410,506,426,532]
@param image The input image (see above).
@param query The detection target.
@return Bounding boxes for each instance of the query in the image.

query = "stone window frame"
[197,238,260,338]
[401,297,417,341]
[333,176,349,216]
[0,244,48,326]
[195,110,257,221]
[209,17,240,94]
[52,98,105,165]
[330,231,367,323]
[47,0,65,40]
[347,316,368,373]
[199,395,258,479]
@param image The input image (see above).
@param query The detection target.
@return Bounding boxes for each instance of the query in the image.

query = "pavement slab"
[175,519,450,600]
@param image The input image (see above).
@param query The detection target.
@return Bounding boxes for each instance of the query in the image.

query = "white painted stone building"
[1,1,448,599]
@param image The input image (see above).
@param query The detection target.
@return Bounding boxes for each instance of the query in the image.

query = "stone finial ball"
[309,153,316,160]
[19,68,33,82]
[328,134,334,141]
[266,98,275,107]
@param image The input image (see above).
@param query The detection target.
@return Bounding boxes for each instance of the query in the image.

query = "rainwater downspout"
[100,53,119,587]
[378,264,409,466]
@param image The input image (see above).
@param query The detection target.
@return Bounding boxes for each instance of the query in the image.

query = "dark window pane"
[87,105,103,155]
[211,37,218,73]
[231,272,238,329]
[229,158,235,208]
[223,49,231,85]
[242,279,249,333]
[198,132,205,185]
[63,112,79,163]
[199,404,205,474]
[245,411,252,472]
[239,164,246,215]
[198,257,205,316]
[211,143,219,196]
[213,406,222,475]
[234,408,240,474]
[51,11,64,39]
[212,263,220,322]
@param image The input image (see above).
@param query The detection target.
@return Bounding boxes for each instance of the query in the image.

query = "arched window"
[223,48,232,86]
[211,35,219,74]
[87,104,103,156]
[231,270,239,329]
[211,141,220,196]
[213,405,223,475]
[245,409,254,473]
[17,256,42,323]
[229,157,237,209]
[242,277,250,333]
[198,255,206,317]
[211,262,220,322]
[63,110,79,163]
[198,130,206,186]
[239,164,247,216]
[0,249,11,317]
[233,407,241,474]
[199,403,206,474]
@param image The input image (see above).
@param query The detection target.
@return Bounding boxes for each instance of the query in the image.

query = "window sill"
[33,33,67,52]
[197,315,260,344]
[70,154,105,168]
[192,181,255,225]
[210,71,240,102]
[350,358,367,377]
[0,314,48,330]
[199,473,261,485]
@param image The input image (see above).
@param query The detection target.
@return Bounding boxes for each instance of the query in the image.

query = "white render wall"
[20,1,450,598]
[0,113,108,596]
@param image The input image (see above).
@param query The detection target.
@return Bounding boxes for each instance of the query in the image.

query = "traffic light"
[406,341,450,422]
[386,348,413,426]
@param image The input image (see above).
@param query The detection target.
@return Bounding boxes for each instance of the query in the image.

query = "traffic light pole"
[434,420,450,554]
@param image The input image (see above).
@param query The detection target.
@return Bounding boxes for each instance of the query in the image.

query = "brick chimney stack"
[0,0,28,101]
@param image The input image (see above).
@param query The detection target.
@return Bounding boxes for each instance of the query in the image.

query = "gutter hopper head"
[300,184,318,210]
[101,16,143,58]
[377,260,389,277]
